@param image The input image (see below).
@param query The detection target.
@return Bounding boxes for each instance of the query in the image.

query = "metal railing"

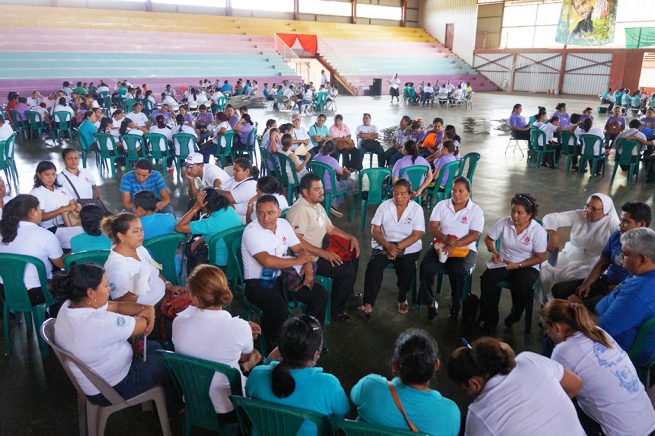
[316,36,360,91]
[274,34,311,84]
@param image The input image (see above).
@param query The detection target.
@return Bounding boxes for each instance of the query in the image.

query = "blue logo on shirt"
[116,317,125,327]
[109,283,116,292]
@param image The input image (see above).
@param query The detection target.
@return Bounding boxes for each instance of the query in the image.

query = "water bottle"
[260,268,278,289]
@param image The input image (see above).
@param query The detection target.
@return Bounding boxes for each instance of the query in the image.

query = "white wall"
[418,0,478,65]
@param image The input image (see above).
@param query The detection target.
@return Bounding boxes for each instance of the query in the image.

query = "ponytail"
[0,195,40,245]
[271,360,296,398]
[540,299,613,348]
[404,140,419,164]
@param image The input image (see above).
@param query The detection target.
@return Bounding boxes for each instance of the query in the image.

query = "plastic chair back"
[358,167,391,205]
[439,160,461,193]
[230,395,327,436]
[629,318,655,369]
[26,110,44,129]
[0,253,54,312]
[214,130,236,166]
[64,250,111,272]
[616,139,640,165]
[398,165,428,200]
[94,132,118,158]
[529,126,546,151]
[10,109,26,125]
[456,152,480,182]
[579,134,603,158]
[329,418,429,436]
[260,147,280,178]
[145,133,169,160]
[275,152,301,202]
[173,133,197,157]
[120,134,144,165]
[142,99,155,117]
[54,111,72,129]
[142,233,185,285]
[558,130,576,152]
[208,225,246,288]
[122,99,135,113]
[159,350,242,434]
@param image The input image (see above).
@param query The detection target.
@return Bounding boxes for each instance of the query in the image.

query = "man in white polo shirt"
[183,152,230,200]
[242,194,328,348]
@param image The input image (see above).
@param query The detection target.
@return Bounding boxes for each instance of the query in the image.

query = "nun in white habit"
[537,193,620,303]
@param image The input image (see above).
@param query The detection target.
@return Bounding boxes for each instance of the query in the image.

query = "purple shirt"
[314,153,341,190]
[508,113,527,129]
[14,103,30,120]
[239,123,254,144]
[195,112,213,127]
[641,116,655,129]
[392,155,430,187]
[580,114,594,124]
[228,114,240,128]
[551,111,570,127]
[409,128,427,144]
[606,116,626,129]
[435,153,460,187]
[152,110,172,122]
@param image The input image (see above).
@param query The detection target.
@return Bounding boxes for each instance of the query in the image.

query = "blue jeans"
[86,341,181,416]
[421,93,433,106]
[327,179,354,208]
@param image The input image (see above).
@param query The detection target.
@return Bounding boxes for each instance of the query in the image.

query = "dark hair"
[271,315,323,398]
[175,114,184,126]
[281,133,293,150]
[582,117,593,132]
[393,178,413,194]
[510,193,539,219]
[263,119,276,136]
[257,176,282,195]
[33,161,62,189]
[101,212,139,245]
[135,159,153,172]
[445,124,457,133]
[556,102,566,111]
[99,117,112,132]
[447,337,516,385]
[300,173,321,194]
[80,204,104,236]
[0,195,40,244]
[61,147,78,159]
[216,112,228,122]
[49,263,105,303]
[548,116,560,124]
[119,118,133,135]
[58,97,67,106]
[132,190,157,212]
[410,120,422,130]
[401,115,411,124]
[569,113,581,124]
[403,139,419,164]
[334,114,343,122]
[452,175,471,192]
[442,139,457,154]
[540,300,613,348]
[622,202,652,226]
[393,328,439,385]
[629,119,642,129]
[320,140,336,156]
[257,193,279,209]
[203,188,231,212]
[512,104,521,112]
[234,158,259,180]
[432,117,443,126]
[187,264,233,308]
[242,114,253,125]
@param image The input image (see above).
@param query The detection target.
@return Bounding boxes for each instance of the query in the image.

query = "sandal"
[357,305,372,320]
[398,300,409,315]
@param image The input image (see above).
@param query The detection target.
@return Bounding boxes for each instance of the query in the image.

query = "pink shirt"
[329,124,351,139]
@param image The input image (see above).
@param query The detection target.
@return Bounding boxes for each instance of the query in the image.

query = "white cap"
[183,152,203,167]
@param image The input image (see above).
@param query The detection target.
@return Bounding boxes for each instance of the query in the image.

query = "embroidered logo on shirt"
[406,217,412,224]
[61,190,67,195]
[109,283,116,292]
[282,235,287,243]
[461,216,468,223]
[85,178,90,183]
[116,317,125,327]
[523,236,531,245]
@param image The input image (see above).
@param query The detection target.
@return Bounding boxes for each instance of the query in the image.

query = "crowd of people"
[2,80,655,436]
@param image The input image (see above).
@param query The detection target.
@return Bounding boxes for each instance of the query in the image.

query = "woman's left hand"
[505,261,519,270]
[301,263,314,286]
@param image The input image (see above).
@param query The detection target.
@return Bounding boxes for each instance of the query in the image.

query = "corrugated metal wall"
[418,0,477,65]
[562,53,611,95]
[473,52,511,87]
[513,53,561,93]
[406,0,419,27]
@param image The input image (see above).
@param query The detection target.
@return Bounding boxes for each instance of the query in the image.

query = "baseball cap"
[292,114,301,121]
[183,153,203,167]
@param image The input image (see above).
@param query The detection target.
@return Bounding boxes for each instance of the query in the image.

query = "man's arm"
[158,188,171,211]
[121,191,133,210]
[295,233,342,266]
[576,256,612,298]
[252,249,311,269]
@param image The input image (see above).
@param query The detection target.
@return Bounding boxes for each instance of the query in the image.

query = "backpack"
[462,294,481,326]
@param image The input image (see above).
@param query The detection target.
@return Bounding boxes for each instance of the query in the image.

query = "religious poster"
[555,0,618,46]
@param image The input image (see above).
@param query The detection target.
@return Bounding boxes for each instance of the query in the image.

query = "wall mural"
[556,0,618,46]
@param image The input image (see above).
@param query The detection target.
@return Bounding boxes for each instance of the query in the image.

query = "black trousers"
[418,248,477,315]
[551,275,614,311]
[479,266,539,326]
[316,255,359,315]
[359,140,384,168]
[363,251,420,307]
[245,277,327,348]
[384,147,402,168]
[512,129,530,141]
[338,148,360,171]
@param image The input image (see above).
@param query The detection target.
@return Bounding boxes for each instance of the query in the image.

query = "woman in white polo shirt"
[0,194,64,305]
[359,179,425,318]
[479,193,547,329]
[53,263,180,416]
[217,157,259,224]
[102,212,184,307]
[418,176,484,321]
[447,337,585,436]
[173,264,261,418]
[57,148,100,201]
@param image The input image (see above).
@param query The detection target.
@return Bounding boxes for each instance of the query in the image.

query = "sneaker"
[330,206,343,218]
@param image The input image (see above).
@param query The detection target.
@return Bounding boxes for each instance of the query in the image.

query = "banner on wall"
[555,0,618,46]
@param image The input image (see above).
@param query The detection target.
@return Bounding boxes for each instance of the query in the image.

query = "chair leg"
[359,200,367,230]
[86,403,99,436]
[32,306,48,357]
[77,395,87,436]
[611,163,619,183]
[325,194,331,216]
[95,408,110,436]
[3,305,10,355]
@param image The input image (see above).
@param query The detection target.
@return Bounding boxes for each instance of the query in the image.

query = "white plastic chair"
[40,319,172,436]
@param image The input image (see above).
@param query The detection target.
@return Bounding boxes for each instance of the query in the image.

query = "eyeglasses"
[584,204,603,213]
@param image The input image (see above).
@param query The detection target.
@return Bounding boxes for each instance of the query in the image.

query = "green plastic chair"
[578,134,606,178]
[356,168,392,229]
[120,134,145,169]
[260,147,281,179]
[0,134,19,187]
[64,250,111,272]
[101,95,112,117]
[329,418,429,436]
[611,139,640,184]
[122,99,135,113]
[213,130,236,168]
[528,127,557,169]
[142,233,186,285]
[142,99,155,118]
[159,350,242,436]
[236,88,244,96]
[628,318,655,387]
[455,152,481,183]
[398,165,428,204]
[144,133,171,175]
[307,160,353,221]
[0,253,57,356]
[314,93,328,112]
[78,130,101,169]
[286,275,333,326]
[558,130,579,172]
[172,133,198,179]
[275,152,301,205]
[217,96,228,112]
[234,125,259,164]
[25,110,45,142]
[94,132,120,177]
[426,160,460,209]
[208,225,246,295]
[230,395,327,436]
[53,111,73,141]
[9,110,27,142]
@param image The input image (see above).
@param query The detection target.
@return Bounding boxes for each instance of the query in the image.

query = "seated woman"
[69,204,112,253]
[175,189,243,272]
[199,112,231,164]
[29,161,83,249]
[604,106,626,150]
[392,140,433,198]
[447,337,584,436]
[172,264,261,418]
[194,104,213,142]
[508,104,530,141]
[103,212,184,306]
[351,328,459,435]
[245,177,289,225]
[132,190,177,241]
[0,195,64,305]
[57,147,101,201]
[537,193,620,303]
[418,177,482,320]
[246,315,349,436]
[421,118,444,157]
[0,177,13,220]
[479,193,547,329]
[329,114,359,171]
[109,109,125,139]
[217,158,258,224]
[541,300,655,436]
[359,179,425,317]
[408,119,427,146]
[232,113,254,152]
[313,140,354,218]
[118,118,148,155]
[431,139,460,189]
[279,133,310,184]
[177,105,193,127]
[534,116,564,168]
[53,263,180,416]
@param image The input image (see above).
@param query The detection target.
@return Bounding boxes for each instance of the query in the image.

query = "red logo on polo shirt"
[461,216,468,223]
[523,236,530,244]
[61,190,66,195]
[85,178,90,183]
[282,235,287,243]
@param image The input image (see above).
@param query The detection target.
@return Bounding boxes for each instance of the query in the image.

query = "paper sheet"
[485,259,507,269]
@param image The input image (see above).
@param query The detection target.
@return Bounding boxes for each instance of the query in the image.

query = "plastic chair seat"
[528,127,557,169]
[578,134,606,178]
[611,138,640,184]
[53,111,74,142]
[213,130,235,169]
[275,152,301,205]
[94,132,120,177]
[230,395,326,436]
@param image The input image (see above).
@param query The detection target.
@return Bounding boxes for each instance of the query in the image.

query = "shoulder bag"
[387,381,419,433]
[61,172,114,216]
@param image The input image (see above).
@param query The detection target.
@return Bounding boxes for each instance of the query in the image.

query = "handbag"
[281,262,318,292]
[335,137,355,150]
[61,172,114,216]
[61,210,82,227]
[160,290,193,319]
[326,234,357,262]
[387,381,419,433]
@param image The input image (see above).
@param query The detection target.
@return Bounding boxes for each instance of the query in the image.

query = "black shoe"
[449,313,459,321]
[349,292,363,301]
[333,312,353,323]
[504,314,518,328]
[427,305,438,320]
[571,165,578,171]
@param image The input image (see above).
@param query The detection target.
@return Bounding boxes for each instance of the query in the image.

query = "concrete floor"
[1,91,652,436]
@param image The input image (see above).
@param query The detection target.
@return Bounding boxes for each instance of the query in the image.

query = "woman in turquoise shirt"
[70,204,111,253]
[246,315,349,436]
[351,328,460,436]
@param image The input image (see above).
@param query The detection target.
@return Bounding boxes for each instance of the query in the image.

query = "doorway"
[445,23,454,51]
